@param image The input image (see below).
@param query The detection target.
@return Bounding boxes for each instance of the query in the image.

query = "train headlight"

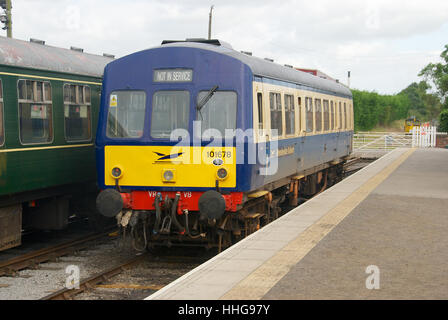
[162,169,175,182]
[111,167,122,179]
[216,168,228,180]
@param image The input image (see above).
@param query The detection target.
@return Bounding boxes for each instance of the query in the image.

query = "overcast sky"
[6,0,448,94]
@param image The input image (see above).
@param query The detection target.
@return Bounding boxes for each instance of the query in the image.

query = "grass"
[368,119,406,132]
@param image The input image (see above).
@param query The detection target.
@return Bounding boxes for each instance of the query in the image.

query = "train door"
[253,82,270,177]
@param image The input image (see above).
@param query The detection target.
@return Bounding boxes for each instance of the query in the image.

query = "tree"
[399,81,441,121]
[419,44,448,110]
[439,109,448,132]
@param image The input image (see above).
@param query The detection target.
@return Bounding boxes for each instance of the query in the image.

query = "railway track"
[40,252,208,300]
[343,157,375,177]
[41,253,149,300]
[0,229,116,277]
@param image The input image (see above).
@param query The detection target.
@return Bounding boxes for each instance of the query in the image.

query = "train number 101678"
[206,151,232,158]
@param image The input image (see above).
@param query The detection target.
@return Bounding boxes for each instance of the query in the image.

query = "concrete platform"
[147,148,448,300]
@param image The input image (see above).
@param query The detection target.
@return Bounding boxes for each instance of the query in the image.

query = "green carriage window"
[107,91,146,138]
[0,79,4,146]
[18,79,53,144]
[63,84,92,141]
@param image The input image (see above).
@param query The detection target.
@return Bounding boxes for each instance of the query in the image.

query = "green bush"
[439,109,448,132]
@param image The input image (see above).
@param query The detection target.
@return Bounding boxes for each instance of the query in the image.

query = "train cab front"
[94,42,251,250]
[95,143,244,250]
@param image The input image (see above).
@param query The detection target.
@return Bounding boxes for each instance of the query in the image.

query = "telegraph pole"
[0,0,12,38]
[6,0,11,38]
[208,5,214,40]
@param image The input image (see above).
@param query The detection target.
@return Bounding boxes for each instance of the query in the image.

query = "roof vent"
[241,51,252,56]
[103,53,115,59]
[161,39,233,49]
[70,46,84,53]
[264,58,274,62]
[30,38,45,45]
[284,64,293,68]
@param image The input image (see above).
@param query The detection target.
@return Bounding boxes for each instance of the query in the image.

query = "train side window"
[18,79,53,144]
[0,79,3,146]
[330,101,335,130]
[323,100,329,131]
[285,94,295,135]
[338,102,343,129]
[63,84,92,142]
[257,92,263,131]
[297,97,302,133]
[344,102,347,129]
[305,97,313,133]
[350,103,353,129]
[107,90,147,139]
[315,98,322,132]
[269,92,282,137]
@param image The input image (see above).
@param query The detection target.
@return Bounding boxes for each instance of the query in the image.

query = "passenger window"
[305,97,313,133]
[18,79,53,144]
[323,100,329,131]
[107,90,147,138]
[63,84,92,141]
[315,99,322,132]
[330,101,335,130]
[0,79,3,146]
[338,102,343,129]
[257,92,263,131]
[269,92,282,137]
[285,94,295,135]
[297,97,302,132]
[344,103,347,129]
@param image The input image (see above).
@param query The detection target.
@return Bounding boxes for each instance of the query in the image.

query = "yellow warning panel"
[104,145,236,188]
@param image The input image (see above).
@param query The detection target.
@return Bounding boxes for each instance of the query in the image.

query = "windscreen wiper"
[196,85,219,112]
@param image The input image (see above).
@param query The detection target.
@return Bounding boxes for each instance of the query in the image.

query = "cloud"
[8,0,448,93]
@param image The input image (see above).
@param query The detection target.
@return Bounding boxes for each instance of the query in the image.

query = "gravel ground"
[75,259,203,300]
[0,237,136,300]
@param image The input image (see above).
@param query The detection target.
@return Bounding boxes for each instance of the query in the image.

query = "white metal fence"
[353,132,412,152]
[353,126,438,152]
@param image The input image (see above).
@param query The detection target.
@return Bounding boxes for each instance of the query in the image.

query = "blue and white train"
[95,39,353,251]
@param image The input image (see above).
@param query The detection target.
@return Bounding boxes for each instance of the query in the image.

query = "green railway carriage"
[0,36,113,251]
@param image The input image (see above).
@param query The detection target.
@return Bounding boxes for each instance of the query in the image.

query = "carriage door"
[254,84,270,170]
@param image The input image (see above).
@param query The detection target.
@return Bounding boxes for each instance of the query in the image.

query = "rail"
[0,230,115,277]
